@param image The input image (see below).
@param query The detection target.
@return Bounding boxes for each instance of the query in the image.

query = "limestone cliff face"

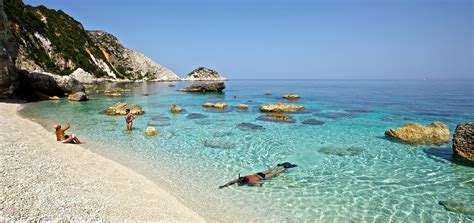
[183,67,227,81]
[4,0,178,81]
[87,31,179,81]
[0,0,19,95]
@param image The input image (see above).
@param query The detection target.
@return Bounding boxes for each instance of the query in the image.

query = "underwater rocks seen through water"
[302,119,325,125]
[204,140,235,149]
[237,122,265,131]
[187,113,209,119]
[318,147,363,156]
[256,114,296,123]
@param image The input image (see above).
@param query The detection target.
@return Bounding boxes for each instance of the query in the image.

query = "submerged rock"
[385,122,450,144]
[170,104,183,113]
[187,113,208,119]
[179,81,225,92]
[318,147,362,156]
[344,109,371,113]
[380,116,411,122]
[202,102,228,109]
[283,94,300,100]
[67,91,88,101]
[237,122,265,131]
[182,67,227,81]
[302,119,325,125]
[104,102,144,115]
[452,123,474,162]
[145,127,157,136]
[257,114,296,123]
[212,131,234,137]
[204,140,234,149]
[313,111,355,119]
[439,200,474,216]
[259,103,305,113]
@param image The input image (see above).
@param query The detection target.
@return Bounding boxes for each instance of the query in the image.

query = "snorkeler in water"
[218,162,297,189]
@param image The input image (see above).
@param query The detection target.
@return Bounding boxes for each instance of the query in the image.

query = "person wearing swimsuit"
[219,163,297,189]
[54,122,81,144]
[125,109,134,131]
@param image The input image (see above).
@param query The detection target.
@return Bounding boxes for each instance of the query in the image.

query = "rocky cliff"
[3,0,177,81]
[87,31,179,81]
[182,67,227,81]
[0,0,19,96]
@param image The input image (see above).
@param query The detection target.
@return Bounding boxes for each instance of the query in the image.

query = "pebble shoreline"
[0,102,204,222]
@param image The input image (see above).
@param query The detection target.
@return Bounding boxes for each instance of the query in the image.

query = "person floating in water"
[53,122,81,144]
[125,109,135,130]
[218,162,297,189]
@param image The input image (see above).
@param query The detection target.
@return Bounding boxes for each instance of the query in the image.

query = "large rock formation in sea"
[87,31,179,81]
[179,81,225,92]
[182,67,226,81]
[452,122,473,162]
[3,0,177,81]
[384,122,450,144]
[20,71,85,97]
[0,0,19,96]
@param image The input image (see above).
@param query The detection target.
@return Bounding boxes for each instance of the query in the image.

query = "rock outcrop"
[20,71,85,97]
[259,103,305,113]
[145,127,157,136]
[87,31,180,81]
[202,102,228,109]
[257,114,296,123]
[104,102,144,115]
[170,104,183,113]
[283,94,300,100]
[0,0,19,96]
[179,81,225,92]
[236,104,249,110]
[70,68,99,84]
[67,91,88,101]
[384,122,450,144]
[452,122,473,162]
[182,67,226,81]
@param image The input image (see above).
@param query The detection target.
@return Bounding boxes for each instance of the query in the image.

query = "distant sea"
[20,80,474,222]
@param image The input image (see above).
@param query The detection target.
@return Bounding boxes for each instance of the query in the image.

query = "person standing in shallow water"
[125,109,134,130]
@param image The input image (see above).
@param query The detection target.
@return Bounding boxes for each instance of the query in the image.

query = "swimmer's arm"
[218,179,238,189]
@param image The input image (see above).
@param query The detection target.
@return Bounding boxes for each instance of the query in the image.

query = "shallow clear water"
[20,80,474,222]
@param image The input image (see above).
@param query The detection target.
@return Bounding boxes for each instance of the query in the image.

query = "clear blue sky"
[25,0,473,80]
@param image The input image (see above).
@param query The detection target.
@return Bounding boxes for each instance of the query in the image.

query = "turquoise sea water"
[20,80,474,222]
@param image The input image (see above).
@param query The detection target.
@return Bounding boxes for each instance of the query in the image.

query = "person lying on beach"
[125,109,135,131]
[54,122,81,144]
[218,162,297,189]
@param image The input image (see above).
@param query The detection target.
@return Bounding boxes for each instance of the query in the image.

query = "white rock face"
[87,31,180,81]
[70,68,97,84]
[182,67,227,81]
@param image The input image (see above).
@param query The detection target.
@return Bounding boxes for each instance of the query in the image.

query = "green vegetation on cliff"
[4,0,112,77]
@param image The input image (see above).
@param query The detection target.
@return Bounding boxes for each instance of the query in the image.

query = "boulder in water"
[104,102,144,115]
[170,104,183,113]
[318,147,362,156]
[145,127,157,136]
[257,114,296,123]
[68,91,88,101]
[236,104,249,110]
[237,122,264,131]
[283,94,300,100]
[20,71,85,98]
[179,81,225,92]
[452,122,474,162]
[259,102,304,113]
[384,122,450,144]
